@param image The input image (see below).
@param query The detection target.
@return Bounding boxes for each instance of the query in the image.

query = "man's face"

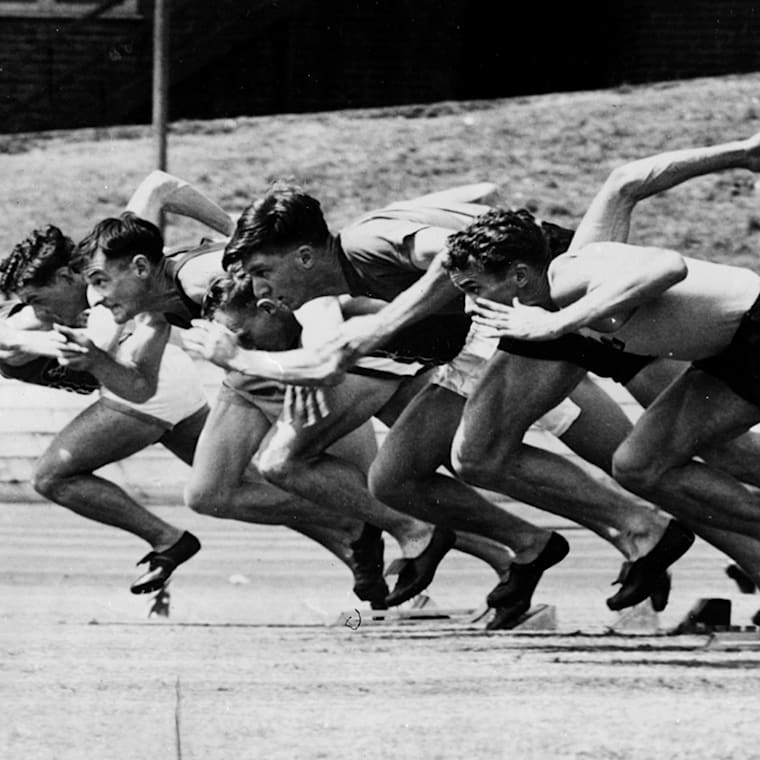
[448,264,518,305]
[17,271,87,326]
[85,250,151,324]
[241,248,313,311]
[213,300,299,352]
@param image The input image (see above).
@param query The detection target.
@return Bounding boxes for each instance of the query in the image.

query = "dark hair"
[222,182,329,269]
[0,225,80,296]
[444,208,558,275]
[77,211,164,265]
[201,270,254,319]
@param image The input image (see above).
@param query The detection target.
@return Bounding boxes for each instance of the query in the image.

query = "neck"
[306,236,351,299]
[141,257,179,311]
[522,274,555,310]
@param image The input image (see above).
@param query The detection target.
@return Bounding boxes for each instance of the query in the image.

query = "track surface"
[2,503,760,759]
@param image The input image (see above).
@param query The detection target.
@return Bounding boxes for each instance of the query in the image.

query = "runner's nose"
[251,277,271,299]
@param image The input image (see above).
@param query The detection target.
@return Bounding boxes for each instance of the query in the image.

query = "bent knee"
[184,481,229,516]
[450,425,522,487]
[253,445,297,487]
[368,459,411,506]
[612,442,666,493]
[32,456,75,500]
[451,447,511,489]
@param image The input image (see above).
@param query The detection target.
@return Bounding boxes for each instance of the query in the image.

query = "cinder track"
[2,504,759,760]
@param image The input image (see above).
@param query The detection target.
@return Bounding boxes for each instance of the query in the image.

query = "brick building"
[2,0,760,134]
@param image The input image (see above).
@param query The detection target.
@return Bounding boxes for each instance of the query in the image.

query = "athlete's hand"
[52,324,98,369]
[281,384,330,428]
[471,297,563,341]
[182,319,239,369]
[325,313,387,368]
[0,325,67,361]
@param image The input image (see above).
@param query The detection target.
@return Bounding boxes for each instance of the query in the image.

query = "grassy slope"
[1,73,760,267]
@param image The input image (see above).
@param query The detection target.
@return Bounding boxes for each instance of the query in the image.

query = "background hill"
[3,73,760,267]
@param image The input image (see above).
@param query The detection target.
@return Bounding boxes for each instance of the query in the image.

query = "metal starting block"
[332,594,487,629]
[671,597,731,634]
[608,599,660,634]
[504,603,558,632]
[706,628,760,649]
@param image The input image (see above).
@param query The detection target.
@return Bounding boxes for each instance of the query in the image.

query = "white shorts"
[433,327,581,438]
[100,343,208,429]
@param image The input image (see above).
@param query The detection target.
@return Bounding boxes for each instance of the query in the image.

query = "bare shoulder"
[175,246,226,302]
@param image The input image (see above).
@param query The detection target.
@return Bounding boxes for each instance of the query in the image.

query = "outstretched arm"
[328,228,463,367]
[55,310,170,402]
[570,131,760,251]
[127,170,234,236]
[181,318,344,385]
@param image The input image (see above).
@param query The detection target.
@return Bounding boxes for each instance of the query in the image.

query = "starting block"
[671,597,731,634]
[706,628,760,649]
[332,594,486,629]
[500,603,557,632]
[608,599,660,634]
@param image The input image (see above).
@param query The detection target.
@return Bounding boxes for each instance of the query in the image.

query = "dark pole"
[153,0,169,171]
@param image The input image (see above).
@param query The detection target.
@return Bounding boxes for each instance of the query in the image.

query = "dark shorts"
[692,293,760,407]
[373,312,472,367]
[498,333,655,386]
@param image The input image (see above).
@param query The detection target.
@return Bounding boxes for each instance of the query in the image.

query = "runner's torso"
[336,202,489,364]
[567,257,760,360]
[162,239,226,328]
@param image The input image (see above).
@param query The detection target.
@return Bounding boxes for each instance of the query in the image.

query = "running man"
[187,182,681,613]
[0,178,384,603]
[444,130,760,606]
[76,177,506,603]
[0,225,206,594]
[193,269,539,611]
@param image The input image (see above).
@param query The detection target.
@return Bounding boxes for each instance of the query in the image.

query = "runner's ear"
[296,245,314,270]
[132,254,152,277]
[512,262,531,287]
[54,266,75,285]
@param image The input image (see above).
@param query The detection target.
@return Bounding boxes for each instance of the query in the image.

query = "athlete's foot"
[611,561,672,612]
[384,526,456,607]
[726,563,757,594]
[606,520,694,611]
[485,605,530,631]
[130,531,201,594]
[350,523,389,609]
[484,532,569,617]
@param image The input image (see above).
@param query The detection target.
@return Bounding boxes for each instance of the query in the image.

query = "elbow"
[660,250,688,288]
[125,379,158,404]
[134,170,180,209]
[602,164,646,203]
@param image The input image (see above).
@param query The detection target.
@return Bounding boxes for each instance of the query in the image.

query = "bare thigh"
[454,351,586,467]
[372,383,464,485]
[188,390,276,497]
[615,368,760,477]
[36,398,167,478]
[259,374,402,466]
